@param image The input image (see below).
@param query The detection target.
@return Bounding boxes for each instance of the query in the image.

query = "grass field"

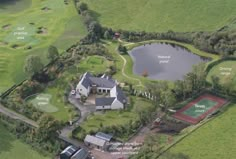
[82,0,236,32]
[76,97,154,141]
[207,60,236,90]
[168,103,236,159]
[0,0,87,94]
[0,123,50,159]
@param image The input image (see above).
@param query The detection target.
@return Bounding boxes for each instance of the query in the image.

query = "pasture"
[207,60,236,90]
[82,0,236,32]
[168,103,236,159]
[0,0,87,95]
[0,123,50,159]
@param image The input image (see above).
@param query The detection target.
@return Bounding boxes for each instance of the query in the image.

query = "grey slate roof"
[115,86,127,103]
[95,97,115,106]
[84,135,106,147]
[71,148,89,159]
[89,77,115,88]
[95,132,113,142]
[80,72,115,88]
[60,145,78,159]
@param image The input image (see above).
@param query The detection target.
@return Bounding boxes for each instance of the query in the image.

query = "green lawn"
[207,60,236,90]
[168,103,236,159]
[0,123,50,159]
[82,0,236,32]
[76,97,154,140]
[29,93,58,113]
[79,55,114,74]
[0,0,87,95]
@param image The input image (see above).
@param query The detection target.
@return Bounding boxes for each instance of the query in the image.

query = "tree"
[160,90,176,112]
[78,2,88,12]
[118,44,127,54]
[36,114,62,142]
[211,75,220,90]
[104,30,112,40]
[24,55,44,76]
[47,45,59,61]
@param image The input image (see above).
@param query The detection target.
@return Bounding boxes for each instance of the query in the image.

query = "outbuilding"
[84,135,107,150]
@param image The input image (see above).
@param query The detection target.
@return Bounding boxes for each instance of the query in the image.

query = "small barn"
[60,145,78,159]
[84,135,108,150]
[71,148,89,159]
[95,132,113,142]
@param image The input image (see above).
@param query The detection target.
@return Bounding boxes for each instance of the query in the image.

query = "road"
[59,96,96,148]
[0,103,38,128]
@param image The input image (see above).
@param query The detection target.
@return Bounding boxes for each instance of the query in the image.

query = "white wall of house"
[76,84,90,97]
[110,87,117,97]
[96,105,111,110]
[111,99,124,109]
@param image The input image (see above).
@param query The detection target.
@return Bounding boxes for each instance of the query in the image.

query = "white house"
[76,72,127,110]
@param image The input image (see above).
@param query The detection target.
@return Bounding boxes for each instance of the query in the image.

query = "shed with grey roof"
[95,132,113,142]
[60,145,79,159]
[71,148,89,159]
[84,135,107,150]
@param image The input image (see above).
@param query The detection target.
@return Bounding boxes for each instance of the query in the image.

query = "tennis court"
[173,94,227,124]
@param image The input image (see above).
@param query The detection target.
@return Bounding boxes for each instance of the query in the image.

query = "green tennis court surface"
[183,99,217,118]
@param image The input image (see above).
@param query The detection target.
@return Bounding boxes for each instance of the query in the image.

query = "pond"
[128,43,210,81]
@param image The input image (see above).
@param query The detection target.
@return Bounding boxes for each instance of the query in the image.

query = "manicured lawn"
[168,103,236,159]
[207,60,236,90]
[78,55,114,74]
[29,93,58,113]
[76,97,154,140]
[0,0,87,95]
[82,0,236,32]
[0,123,50,159]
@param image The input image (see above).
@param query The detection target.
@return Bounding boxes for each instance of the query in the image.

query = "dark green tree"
[47,45,59,61]
[24,55,44,76]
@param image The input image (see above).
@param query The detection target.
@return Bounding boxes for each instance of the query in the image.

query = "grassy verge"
[0,123,50,159]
